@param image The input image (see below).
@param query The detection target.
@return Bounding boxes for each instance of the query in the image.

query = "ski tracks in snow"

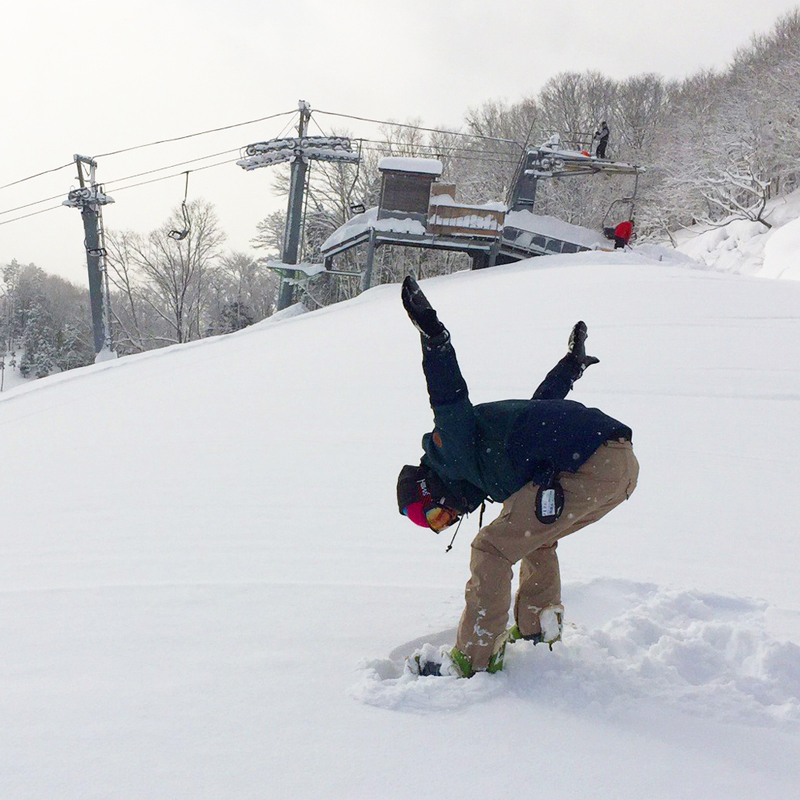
[351,578,800,727]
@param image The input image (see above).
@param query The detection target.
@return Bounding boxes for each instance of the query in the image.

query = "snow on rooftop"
[429,194,507,212]
[505,209,610,250]
[321,207,427,252]
[428,211,504,232]
[378,157,443,176]
[265,259,327,277]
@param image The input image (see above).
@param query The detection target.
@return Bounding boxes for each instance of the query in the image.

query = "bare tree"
[125,199,225,344]
[251,210,286,256]
[613,74,669,155]
[105,229,153,353]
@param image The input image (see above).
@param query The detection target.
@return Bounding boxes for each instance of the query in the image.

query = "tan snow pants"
[456,439,639,671]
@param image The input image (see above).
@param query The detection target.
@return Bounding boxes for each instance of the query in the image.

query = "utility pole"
[63,156,117,361]
[237,100,360,311]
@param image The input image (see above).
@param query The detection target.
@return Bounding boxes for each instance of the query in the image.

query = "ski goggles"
[403,499,460,532]
[424,504,460,533]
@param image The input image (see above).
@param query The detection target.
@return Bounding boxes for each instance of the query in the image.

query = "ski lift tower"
[237,100,360,310]
[63,155,117,361]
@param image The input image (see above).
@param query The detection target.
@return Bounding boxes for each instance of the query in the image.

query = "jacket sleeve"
[531,355,583,400]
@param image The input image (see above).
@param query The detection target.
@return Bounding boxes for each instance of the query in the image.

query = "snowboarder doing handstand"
[397,276,639,677]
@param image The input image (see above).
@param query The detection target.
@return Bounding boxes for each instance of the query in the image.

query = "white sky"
[2,0,799,286]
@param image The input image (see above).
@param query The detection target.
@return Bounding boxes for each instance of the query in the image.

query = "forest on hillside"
[2,10,799,378]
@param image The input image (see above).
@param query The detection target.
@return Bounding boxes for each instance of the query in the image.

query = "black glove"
[567,321,600,373]
[401,276,447,340]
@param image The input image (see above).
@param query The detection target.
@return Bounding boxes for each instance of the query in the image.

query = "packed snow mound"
[675,218,769,275]
[354,579,800,725]
[673,186,800,280]
[761,216,800,280]
[628,242,697,266]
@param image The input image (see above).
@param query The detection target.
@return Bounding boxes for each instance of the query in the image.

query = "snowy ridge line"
[353,580,800,727]
[0,302,312,408]
[0,252,712,409]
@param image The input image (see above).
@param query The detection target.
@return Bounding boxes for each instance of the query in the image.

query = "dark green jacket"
[419,336,631,513]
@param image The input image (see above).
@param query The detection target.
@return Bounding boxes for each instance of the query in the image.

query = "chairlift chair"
[601,168,639,239]
[168,172,192,241]
[601,197,635,239]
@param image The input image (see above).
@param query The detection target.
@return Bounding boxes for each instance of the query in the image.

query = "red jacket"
[614,221,633,242]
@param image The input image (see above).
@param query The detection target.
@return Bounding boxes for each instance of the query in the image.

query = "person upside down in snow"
[397,276,639,677]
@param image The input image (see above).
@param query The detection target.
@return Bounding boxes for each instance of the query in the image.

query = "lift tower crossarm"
[237,100,360,310]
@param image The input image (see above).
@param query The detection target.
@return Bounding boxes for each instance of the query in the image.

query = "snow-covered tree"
[1,261,93,378]
[205,252,277,334]
[251,210,286,256]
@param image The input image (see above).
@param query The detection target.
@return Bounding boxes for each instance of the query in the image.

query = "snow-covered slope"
[673,186,800,280]
[1,252,799,799]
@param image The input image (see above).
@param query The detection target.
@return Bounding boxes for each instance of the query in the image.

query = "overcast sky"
[2,0,798,286]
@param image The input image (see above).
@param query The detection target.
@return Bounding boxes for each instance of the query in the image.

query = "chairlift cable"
[314,109,525,150]
[1,148,241,217]
[2,114,513,218]
[272,114,300,144]
[0,204,64,227]
[109,157,239,194]
[358,143,517,166]
[0,162,74,192]
[0,191,69,217]
[356,137,521,158]
[103,148,240,188]
[308,112,332,139]
[93,109,298,159]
